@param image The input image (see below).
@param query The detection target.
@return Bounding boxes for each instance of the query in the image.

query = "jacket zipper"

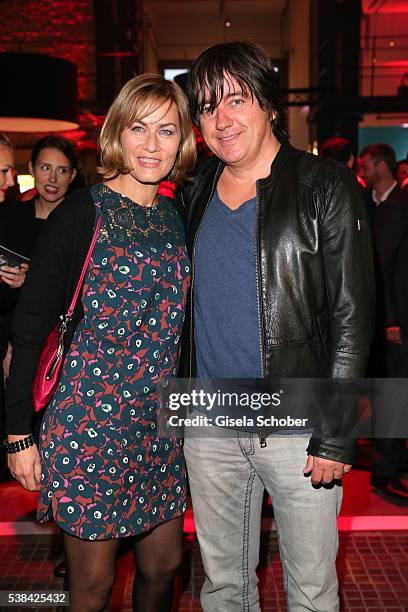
[255,182,267,447]
[189,166,222,380]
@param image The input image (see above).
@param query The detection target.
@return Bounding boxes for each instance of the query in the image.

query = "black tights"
[62,515,184,612]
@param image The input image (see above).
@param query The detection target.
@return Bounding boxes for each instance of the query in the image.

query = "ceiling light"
[0,52,79,132]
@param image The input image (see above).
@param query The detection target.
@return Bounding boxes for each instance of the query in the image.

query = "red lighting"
[363,0,408,13]
[371,60,408,67]
[97,52,137,58]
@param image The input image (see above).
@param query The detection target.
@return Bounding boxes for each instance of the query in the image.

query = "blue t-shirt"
[194,190,262,379]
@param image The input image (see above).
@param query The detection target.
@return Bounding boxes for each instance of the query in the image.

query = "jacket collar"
[258,137,292,188]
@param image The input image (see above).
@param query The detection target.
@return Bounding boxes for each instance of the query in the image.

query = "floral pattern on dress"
[37,184,190,540]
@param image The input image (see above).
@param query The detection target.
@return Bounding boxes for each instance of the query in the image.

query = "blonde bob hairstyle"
[99,73,196,184]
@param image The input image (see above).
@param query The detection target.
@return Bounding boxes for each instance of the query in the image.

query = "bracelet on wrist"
[3,434,35,454]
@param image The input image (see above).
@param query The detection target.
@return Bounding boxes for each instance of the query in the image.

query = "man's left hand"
[303,455,352,485]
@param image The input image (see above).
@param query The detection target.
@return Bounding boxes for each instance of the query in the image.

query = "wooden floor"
[1,439,407,611]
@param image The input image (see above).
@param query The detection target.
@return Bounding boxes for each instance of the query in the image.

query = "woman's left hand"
[0,263,29,288]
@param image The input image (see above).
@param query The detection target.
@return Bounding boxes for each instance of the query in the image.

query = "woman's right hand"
[7,436,41,491]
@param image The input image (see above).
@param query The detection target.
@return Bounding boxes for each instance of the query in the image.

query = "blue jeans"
[184,431,342,611]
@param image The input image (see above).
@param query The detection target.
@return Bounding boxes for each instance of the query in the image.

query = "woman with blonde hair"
[0,133,15,203]
[5,74,196,611]
[0,134,26,290]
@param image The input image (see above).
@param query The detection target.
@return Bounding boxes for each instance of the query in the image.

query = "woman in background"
[0,134,15,204]
[5,74,196,612]
[0,136,77,430]
[0,135,77,261]
[0,133,25,289]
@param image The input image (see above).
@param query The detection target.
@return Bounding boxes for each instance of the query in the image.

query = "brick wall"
[0,0,96,102]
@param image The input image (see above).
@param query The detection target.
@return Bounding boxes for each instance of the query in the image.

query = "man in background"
[320,136,354,169]
[360,143,408,500]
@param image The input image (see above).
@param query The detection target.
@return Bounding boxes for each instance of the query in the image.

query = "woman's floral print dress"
[37,184,190,541]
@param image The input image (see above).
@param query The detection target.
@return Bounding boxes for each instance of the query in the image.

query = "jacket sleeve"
[306,170,375,464]
[5,195,92,435]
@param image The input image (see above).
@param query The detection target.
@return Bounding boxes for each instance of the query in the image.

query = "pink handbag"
[32,213,102,412]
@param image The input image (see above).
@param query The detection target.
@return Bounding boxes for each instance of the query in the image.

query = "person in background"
[397,158,408,189]
[5,73,196,612]
[0,134,15,206]
[0,133,20,480]
[360,143,408,501]
[1,168,21,204]
[320,136,354,169]
[0,135,78,419]
[0,135,77,264]
[320,136,368,189]
[356,155,367,189]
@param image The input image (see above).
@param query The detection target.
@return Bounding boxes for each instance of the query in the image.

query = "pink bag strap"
[66,212,102,318]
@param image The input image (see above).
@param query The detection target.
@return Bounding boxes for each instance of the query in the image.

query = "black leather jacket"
[179,139,375,464]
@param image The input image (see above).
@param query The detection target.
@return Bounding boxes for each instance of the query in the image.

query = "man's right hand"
[7,436,41,491]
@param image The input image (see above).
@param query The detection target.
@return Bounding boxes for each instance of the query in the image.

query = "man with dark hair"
[180,41,374,611]
[320,136,354,168]
[360,143,398,196]
[360,143,408,501]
